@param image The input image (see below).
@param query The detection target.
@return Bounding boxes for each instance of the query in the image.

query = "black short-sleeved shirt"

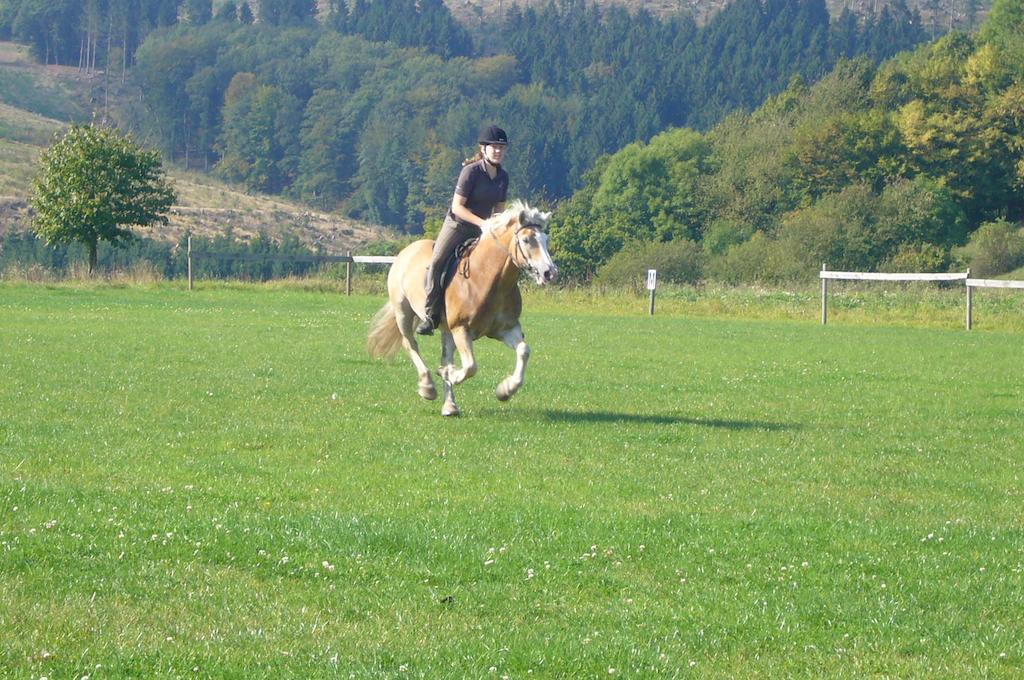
[454,160,509,220]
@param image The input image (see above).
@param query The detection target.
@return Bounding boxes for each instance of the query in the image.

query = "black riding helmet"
[478,125,509,145]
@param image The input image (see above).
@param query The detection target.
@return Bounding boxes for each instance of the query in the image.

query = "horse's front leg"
[437,326,475,417]
[495,324,530,402]
[442,326,477,386]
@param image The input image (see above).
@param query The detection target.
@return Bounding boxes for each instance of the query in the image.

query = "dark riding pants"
[423,215,482,324]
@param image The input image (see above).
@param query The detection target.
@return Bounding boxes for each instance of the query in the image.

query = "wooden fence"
[821,264,1024,329]
[186,236,396,294]
[183,242,1024,327]
[966,277,1024,330]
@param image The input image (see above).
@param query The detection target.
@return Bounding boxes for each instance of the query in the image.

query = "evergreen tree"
[155,0,181,26]
[7,0,80,65]
[183,0,212,24]
[340,0,472,58]
[214,0,237,21]
[257,0,315,25]
[830,8,861,60]
[326,0,348,31]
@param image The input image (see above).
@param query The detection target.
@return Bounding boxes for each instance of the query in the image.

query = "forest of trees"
[550,0,1024,283]
[3,0,1019,286]
[1,0,937,231]
[0,0,470,69]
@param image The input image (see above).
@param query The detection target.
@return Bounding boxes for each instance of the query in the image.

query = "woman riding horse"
[368,200,558,416]
[417,124,511,336]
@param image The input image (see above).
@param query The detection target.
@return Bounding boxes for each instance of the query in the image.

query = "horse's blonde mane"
[483,199,551,234]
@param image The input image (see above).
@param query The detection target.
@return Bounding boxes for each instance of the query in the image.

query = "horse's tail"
[367,302,403,359]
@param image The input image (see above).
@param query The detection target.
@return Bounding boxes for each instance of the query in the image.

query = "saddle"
[425,237,479,325]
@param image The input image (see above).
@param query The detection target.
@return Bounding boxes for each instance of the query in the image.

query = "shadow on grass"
[540,409,798,431]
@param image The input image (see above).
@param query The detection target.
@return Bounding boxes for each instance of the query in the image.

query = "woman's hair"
[462,148,484,167]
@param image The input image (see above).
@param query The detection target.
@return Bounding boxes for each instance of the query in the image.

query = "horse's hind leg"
[438,329,460,417]
[395,300,437,400]
[496,324,530,402]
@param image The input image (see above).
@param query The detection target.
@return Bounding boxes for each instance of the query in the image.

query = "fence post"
[821,263,828,325]
[966,268,972,331]
[346,251,352,296]
[187,235,193,291]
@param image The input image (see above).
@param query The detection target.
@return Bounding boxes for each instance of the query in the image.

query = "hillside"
[549,0,1024,283]
[0,41,389,257]
[2,0,986,244]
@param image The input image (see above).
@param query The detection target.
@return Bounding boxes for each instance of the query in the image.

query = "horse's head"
[504,202,558,285]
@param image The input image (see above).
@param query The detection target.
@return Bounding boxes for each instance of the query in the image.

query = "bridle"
[490,222,544,277]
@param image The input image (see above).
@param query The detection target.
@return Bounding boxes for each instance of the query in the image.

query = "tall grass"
[0,260,167,286]
[534,280,1024,331]
[4,274,1023,331]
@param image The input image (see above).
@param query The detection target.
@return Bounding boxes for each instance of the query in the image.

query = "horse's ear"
[519,209,529,226]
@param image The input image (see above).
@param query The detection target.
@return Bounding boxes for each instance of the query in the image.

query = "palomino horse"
[367,201,558,416]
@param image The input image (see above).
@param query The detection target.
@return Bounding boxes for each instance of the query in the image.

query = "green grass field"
[1,283,1022,677]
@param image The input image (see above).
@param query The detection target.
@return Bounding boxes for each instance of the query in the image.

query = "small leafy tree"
[594,239,705,289]
[31,124,177,274]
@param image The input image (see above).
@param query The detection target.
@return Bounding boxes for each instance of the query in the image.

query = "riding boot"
[417,263,444,335]
[415,315,435,335]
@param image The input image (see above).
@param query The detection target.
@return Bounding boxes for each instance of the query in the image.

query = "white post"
[821,263,828,325]
[646,269,657,316]
[966,268,972,331]
[346,251,352,296]
[187,235,193,291]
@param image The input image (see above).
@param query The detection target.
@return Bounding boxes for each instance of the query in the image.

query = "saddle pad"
[438,237,480,293]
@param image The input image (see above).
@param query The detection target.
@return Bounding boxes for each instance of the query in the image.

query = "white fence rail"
[967,278,1024,289]
[821,265,1024,330]
[352,255,398,265]
[820,271,968,282]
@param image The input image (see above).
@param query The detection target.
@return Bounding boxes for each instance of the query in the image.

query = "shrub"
[952,219,1024,277]
[875,177,967,254]
[593,238,704,289]
[880,242,951,272]
[759,178,964,281]
[706,232,788,284]
[773,183,877,274]
[703,217,755,256]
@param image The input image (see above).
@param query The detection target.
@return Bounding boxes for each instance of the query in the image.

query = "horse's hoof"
[496,379,517,401]
[441,403,460,417]
[419,383,437,401]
